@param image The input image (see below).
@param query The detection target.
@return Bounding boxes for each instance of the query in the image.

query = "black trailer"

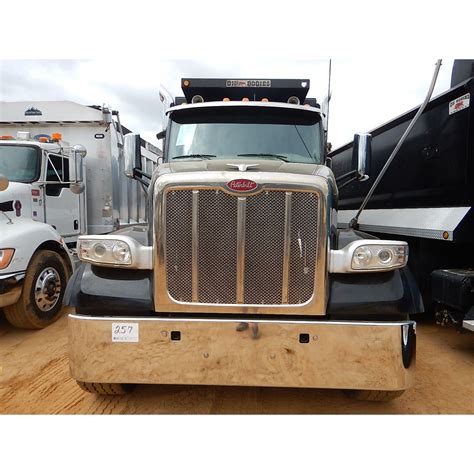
[329,60,474,331]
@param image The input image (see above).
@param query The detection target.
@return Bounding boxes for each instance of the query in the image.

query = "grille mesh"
[164,188,319,305]
[198,190,238,304]
[244,192,286,304]
[165,190,193,302]
[288,192,319,304]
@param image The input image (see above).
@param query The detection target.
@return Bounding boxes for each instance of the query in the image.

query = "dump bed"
[330,78,473,212]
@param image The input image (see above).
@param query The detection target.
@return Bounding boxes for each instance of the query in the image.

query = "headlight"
[0,248,15,270]
[77,236,152,269]
[330,240,408,273]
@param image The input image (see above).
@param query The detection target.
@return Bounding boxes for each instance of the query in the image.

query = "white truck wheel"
[4,250,70,329]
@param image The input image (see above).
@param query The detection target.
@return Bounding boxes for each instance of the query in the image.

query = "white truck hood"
[0,217,65,275]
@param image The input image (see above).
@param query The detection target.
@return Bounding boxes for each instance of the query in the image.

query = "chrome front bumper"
[68,315,416,391]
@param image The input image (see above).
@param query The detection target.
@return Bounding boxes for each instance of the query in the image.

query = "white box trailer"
[0,101,161,329]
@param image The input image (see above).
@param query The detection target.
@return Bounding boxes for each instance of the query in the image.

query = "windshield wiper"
[172,154,216,160]
[237,153,289,162]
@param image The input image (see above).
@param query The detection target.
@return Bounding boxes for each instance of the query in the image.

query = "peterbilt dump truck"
[0,101,161,328]
[65,79,422,400]
[330,60,474,332]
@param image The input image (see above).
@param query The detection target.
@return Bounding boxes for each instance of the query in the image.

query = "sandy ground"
[0,311,472,414]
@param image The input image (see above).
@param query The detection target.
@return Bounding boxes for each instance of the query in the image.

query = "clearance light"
[223,98,230,102]
[183,80,190,87]
[39,137,49,143]
[288,96,300,105]
[261,98,269,102]
[0,135,14,140]
[329,240,408,273]
[242,97,249,102]
[52,133,62,141]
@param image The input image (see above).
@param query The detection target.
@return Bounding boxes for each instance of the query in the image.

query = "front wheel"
[4,250,70,329]
[346,390,405,402]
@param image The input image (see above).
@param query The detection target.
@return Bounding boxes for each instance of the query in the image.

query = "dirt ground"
[0,311,472,414]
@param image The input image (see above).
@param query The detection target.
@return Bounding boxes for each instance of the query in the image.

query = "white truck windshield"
[0,145,39,183]
[168,106,324,164]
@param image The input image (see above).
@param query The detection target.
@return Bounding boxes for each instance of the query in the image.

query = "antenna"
[326,59,332,138]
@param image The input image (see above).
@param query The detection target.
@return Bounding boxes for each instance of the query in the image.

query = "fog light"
[93,243,107,258]
[378,249,393,264]
[354,247,372,266]
[112,242,131,263]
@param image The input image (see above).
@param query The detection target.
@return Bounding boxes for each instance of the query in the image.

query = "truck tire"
[76,381,134,395]
[4,250,70,329]
[347,390,405,402]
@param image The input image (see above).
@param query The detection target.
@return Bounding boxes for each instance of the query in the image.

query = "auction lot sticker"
[112,323,139,342]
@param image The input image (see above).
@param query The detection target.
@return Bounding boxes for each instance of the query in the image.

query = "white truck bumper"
[68,314,416,391]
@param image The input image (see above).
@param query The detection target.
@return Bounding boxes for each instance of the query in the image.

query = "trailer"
[0,101,161,328]
[330,60,474,331]
[65,77,422,400]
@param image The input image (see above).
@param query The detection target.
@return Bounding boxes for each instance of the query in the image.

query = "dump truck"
[0,101,161,328]
[65,78,422,400]
[330,60,474,332]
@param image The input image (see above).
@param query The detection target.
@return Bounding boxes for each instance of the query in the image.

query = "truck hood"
[159,158,335,182]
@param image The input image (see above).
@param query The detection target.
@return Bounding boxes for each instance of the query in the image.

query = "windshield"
[167,106,324,164]
[0,145,40,183]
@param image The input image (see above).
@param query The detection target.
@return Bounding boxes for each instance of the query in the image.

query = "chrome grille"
[164,188,320,305]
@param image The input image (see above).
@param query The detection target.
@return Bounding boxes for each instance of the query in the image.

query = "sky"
[0,58,455,151]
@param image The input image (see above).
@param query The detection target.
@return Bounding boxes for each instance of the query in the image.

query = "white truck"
[0,101,161,329]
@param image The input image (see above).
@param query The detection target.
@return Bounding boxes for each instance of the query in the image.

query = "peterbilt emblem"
[227,179,258,192]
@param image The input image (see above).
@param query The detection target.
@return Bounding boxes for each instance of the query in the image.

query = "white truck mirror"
[124,133,142,178]
[0,174,9,191]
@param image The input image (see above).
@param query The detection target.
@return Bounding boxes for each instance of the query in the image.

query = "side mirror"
[124,133,142,178]
[156,130,166,141]
[71,145,87,194]
[351,133,372,181]
[0,174,9,191]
